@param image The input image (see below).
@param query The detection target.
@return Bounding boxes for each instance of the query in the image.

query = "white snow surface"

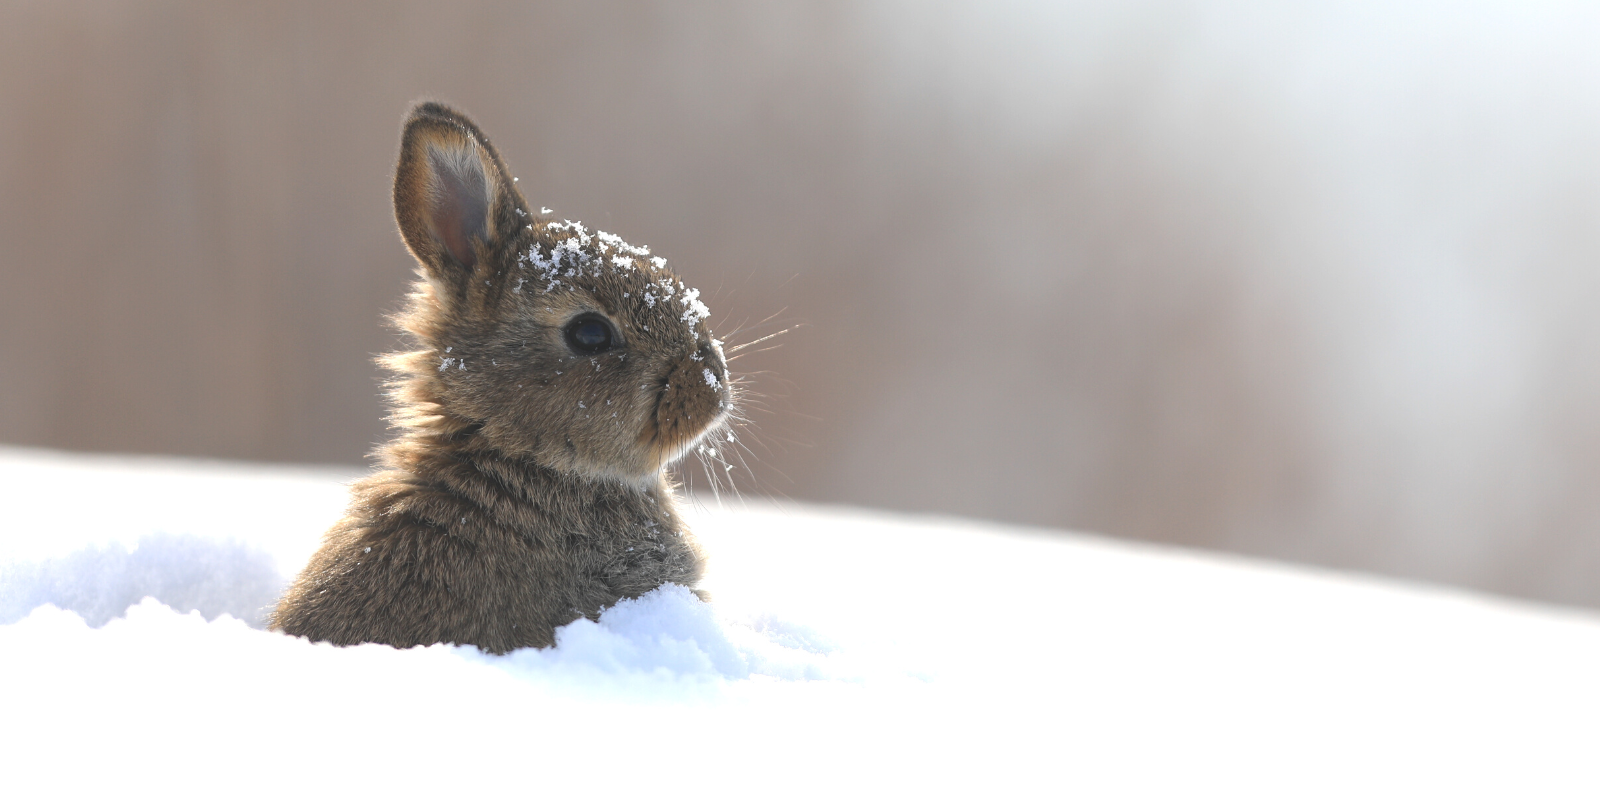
[2,446,1599,797]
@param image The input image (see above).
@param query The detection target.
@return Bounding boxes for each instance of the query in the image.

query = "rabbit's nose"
[699,341,726,381]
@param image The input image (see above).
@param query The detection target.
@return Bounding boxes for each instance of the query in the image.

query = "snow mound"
[5,582,865,693]
[0,533,281,627]
[484,584,855,693]
[0,532,853,690]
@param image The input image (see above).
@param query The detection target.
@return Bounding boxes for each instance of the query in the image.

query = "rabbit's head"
[388,103,731,484]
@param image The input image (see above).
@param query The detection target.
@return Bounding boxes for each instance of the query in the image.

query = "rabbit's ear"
[392,103,523,296]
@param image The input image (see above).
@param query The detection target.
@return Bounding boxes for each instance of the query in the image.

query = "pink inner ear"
[428,149,489,271]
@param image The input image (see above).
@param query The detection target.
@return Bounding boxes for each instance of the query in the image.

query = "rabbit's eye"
[564,314,615,355]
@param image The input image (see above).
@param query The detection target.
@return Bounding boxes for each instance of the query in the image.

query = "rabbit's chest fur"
[273,436,703,654]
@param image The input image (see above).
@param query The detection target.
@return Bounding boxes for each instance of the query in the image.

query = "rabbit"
[270,102,733,653]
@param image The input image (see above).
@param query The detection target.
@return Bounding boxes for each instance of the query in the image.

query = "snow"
[2,445,1599,796]
[679,287,711,324]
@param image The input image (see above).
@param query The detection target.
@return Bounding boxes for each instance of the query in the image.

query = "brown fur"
[271,103,732,653]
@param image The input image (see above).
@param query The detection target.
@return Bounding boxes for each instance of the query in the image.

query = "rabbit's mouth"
[643,407,729,471]
[642,394,730,470]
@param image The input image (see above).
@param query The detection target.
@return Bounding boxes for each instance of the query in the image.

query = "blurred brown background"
[3,1,1599,607]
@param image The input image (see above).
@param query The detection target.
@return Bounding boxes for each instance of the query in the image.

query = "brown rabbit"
[271,102,733,653]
